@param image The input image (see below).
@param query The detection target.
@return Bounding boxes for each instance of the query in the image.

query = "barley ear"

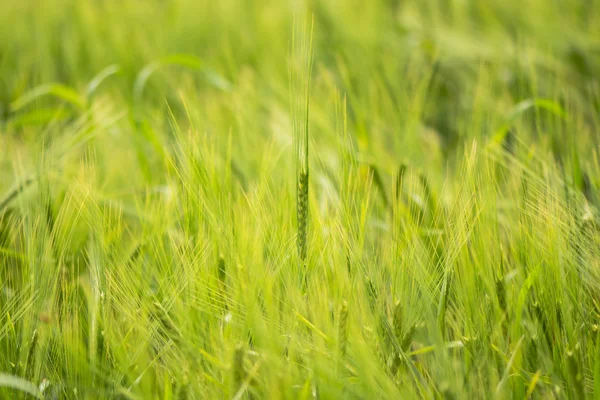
[297,170,309,262]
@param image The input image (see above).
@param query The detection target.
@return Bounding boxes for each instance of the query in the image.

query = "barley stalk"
[218,253,229,312]
[495,277,507,312]
[233,344,246,392]
[24,329,38,379]
[391,301,406,376]
[178,375,189,400]
[566,346,584,399]
[218,253,227,284]
[290,15,314,264]
[338,299,349,364]
[152,301,182,343]
[392,301,403,342]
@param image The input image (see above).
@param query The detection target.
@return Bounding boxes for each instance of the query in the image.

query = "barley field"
[1,1,600,398]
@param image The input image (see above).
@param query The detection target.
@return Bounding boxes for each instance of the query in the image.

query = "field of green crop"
[1,1,600,398]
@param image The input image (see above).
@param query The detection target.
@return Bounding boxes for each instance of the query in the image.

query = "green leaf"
[10,107,71,127]
[86,64,121,99]
[203,68,233,91]
[0,178,35,213]
[513,264,540,339]
[10,83,85,111]
[0,373,42,399]
[490,98,568,146]
[133,54,231,103]
[133,54,203,102]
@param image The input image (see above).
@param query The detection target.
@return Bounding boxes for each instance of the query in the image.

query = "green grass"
[1,0,600,398]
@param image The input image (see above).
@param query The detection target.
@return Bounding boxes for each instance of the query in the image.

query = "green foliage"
[1,0,600,399]
[0,374,41,399]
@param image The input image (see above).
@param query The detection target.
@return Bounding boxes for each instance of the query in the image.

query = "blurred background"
[1,0,599,181]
